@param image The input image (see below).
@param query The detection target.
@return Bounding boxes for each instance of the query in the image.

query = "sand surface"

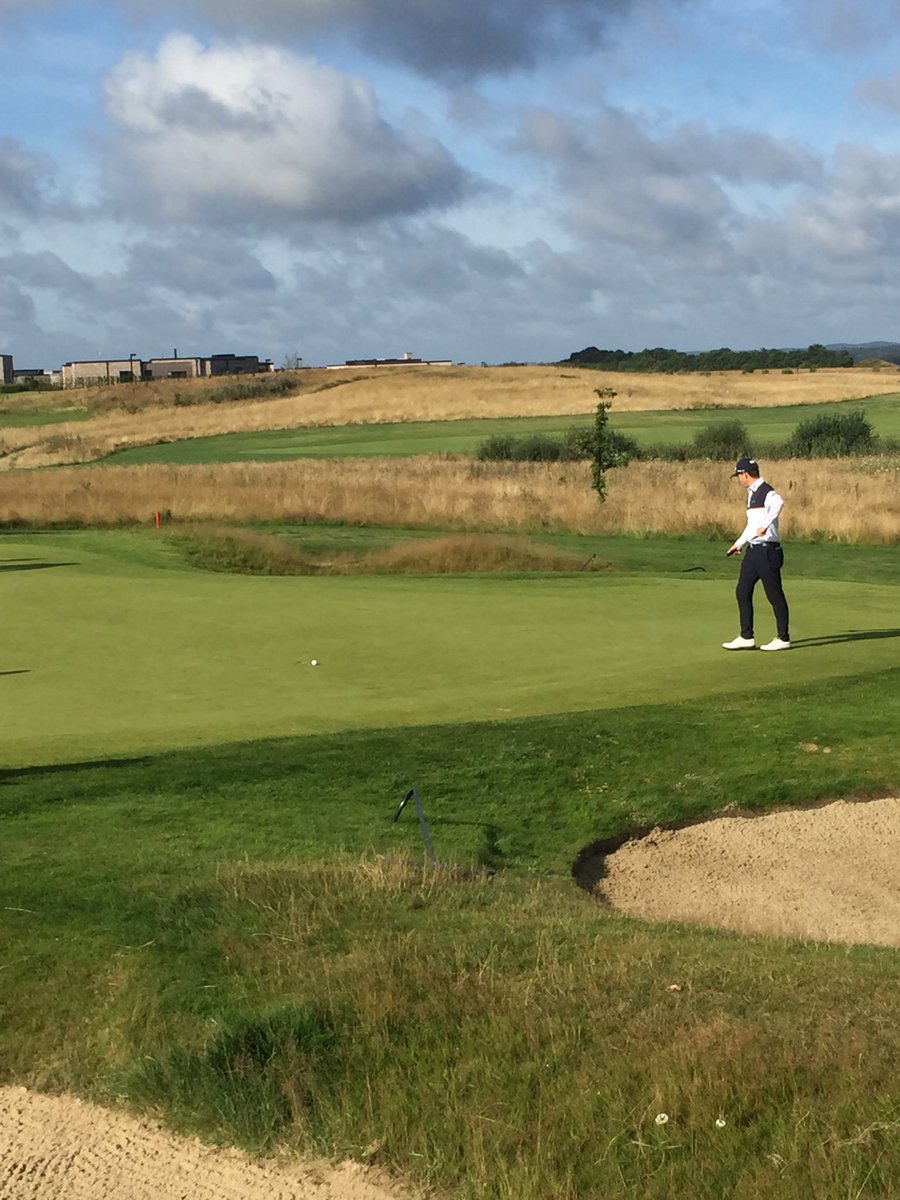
[0,1086,412,1200]
[597,794,900,947]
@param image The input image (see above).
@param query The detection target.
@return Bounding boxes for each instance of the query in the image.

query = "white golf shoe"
[760,637,791,651]
[722,636,756,650]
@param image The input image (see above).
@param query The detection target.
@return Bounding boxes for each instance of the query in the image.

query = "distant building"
[12,368,54,389]
[60,351,272,387]
[144,356,204,380]
[325,352,453,370]
[1,354,13,384]
[208,353,271,375]
[61,358,143,387]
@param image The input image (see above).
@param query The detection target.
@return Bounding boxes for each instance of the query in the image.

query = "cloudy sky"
[2,0,900,369]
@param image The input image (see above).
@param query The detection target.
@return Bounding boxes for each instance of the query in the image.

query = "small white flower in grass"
[655,1113,669,1125]
[716,1117,727,1128]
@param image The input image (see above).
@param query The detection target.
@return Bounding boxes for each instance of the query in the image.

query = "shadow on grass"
[792,628,900,648]
[0,560,78,573]
[1,755,153,783]
[0,670,29,677]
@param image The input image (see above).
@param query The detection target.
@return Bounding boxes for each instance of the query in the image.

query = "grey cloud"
[125,234,279,295]
[111,0,646,80]
[518,105,733,250]
[788,0,900,53]
[0,0,652,78]
[515,104,828,259]
[0,250,92,294]
[737,145,900,282]
[856,70,900,113]
[669,127,822,188]
[157,86,283,135]
[277,223,608,364]
[0,274,37,325]
[0,137,53,217]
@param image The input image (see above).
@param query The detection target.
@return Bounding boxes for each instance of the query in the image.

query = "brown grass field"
[3,363,900,468]
[3,456,898,542]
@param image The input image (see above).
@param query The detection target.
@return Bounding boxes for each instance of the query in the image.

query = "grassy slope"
[95,393,897,468]
[0,406,91,428]
[100,393,900,464]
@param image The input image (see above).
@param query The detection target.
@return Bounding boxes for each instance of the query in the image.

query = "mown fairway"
[100,392,900,464]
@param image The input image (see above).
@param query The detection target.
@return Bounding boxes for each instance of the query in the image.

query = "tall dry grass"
[3,456,898,543]
[3,365,899,469]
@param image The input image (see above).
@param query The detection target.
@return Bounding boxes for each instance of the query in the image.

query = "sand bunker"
[596,794,900,947]
[0,1086,411,1200]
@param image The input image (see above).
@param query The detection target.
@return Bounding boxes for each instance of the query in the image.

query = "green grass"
[3,529,899,767]
[2,527,899,1198]
[613,392,900,447]
[100,394,900,464]
[0,404,90,427]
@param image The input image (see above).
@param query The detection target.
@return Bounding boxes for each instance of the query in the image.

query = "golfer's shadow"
[790,628,900,649]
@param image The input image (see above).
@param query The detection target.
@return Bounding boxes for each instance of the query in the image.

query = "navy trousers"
[737,544,790,641]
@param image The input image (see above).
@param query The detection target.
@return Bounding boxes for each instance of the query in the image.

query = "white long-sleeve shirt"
[733,477,784,549]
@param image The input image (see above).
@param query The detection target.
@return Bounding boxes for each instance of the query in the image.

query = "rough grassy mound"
[357,534,604,574]
[175,528,609,576]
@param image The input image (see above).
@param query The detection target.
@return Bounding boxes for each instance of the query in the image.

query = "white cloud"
[102,33,472,229]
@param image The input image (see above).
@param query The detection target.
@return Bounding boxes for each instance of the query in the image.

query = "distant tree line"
[560,344,854,372]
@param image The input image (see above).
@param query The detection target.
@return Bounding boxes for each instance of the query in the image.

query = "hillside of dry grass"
[4,456,898,543]
[3,364,899,469]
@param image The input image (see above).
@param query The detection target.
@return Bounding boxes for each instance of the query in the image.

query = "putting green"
[2,532,898,766]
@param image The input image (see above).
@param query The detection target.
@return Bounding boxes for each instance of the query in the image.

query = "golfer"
[722,456,790,651]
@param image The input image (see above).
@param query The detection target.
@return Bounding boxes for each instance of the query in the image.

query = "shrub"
[691,419,752,461]
[603,429,642,466]
[475,435,518,461]
[515,433,568,462]
[476,432,587,463]
[786,410,878,458]
[559,425,594,458]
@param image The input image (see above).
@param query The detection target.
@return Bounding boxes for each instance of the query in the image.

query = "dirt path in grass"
[594,794,900,947]
[0,1086,413,1200]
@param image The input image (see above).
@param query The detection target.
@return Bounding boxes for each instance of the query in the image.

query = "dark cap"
[731,457,760,477]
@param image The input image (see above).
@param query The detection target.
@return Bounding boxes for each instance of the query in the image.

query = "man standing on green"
[722,457,791,651]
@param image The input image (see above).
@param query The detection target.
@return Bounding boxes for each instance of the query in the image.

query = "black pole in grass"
[392,787,437,864]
